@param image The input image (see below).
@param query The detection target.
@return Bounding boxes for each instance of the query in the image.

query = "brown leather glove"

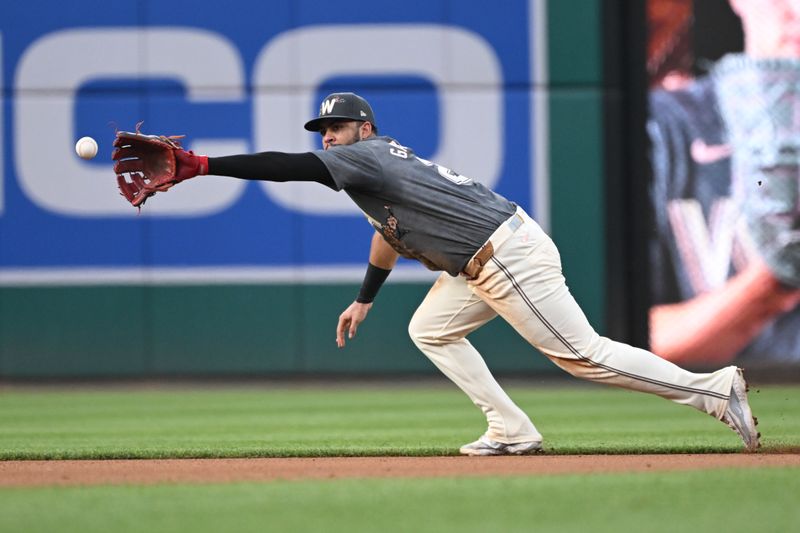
[112,128,208,208]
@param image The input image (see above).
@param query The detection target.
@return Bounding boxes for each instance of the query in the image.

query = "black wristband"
[356,263,392,303]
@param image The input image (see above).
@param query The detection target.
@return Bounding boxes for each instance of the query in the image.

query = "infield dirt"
[2,453,799,487]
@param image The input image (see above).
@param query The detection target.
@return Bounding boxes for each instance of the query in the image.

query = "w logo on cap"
[304,92,376,132]
[320,96,345,115]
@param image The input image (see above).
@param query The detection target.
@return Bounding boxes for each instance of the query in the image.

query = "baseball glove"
[112,127,207,207]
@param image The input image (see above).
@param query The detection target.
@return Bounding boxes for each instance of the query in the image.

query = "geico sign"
[13,25,503,218]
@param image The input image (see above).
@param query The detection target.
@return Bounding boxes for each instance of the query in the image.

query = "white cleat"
[721,368,761,452]
[459,435,543,456]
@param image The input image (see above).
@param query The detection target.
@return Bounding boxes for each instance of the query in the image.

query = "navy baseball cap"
[304,92,377,132]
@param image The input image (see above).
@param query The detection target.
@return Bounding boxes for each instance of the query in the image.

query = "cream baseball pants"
[408,207,737,444]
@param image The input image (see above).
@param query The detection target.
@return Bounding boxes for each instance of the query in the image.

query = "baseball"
[75,136,98,159]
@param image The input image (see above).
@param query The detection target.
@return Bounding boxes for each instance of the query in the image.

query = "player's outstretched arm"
[113,128,339,208]
[650,259,800,364]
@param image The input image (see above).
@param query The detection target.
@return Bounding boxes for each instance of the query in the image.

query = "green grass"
[1,468,798,533]
[1,383,798,533]
[1,382,798,458]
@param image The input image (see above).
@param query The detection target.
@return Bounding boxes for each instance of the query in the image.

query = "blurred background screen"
[646,0,800,371]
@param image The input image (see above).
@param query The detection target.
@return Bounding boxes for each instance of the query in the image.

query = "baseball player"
[113,92,761,454]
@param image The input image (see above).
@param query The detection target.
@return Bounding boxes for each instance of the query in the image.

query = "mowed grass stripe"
[0,468,798,533]
[1,384,798,458]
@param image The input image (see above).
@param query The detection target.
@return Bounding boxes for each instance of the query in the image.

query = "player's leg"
[409,272,542,446]
[469,210,738,420]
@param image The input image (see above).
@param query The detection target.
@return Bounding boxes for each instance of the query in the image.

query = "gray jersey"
[313,136,516,276]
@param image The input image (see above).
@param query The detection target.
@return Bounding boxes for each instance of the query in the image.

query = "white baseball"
[75,136,98,160]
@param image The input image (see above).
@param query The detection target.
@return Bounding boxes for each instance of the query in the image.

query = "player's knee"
[408,312,438,346]
[409,314,461,347]
[408,313,426,345]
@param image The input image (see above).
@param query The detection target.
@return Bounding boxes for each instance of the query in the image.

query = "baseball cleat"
[721,368,761,452]
[459,435,543,456]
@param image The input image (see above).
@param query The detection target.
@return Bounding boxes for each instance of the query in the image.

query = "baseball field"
[1,380,798,532]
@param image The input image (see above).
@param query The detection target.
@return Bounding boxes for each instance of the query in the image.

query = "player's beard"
[349,125,363,145]
[325,122,363,149]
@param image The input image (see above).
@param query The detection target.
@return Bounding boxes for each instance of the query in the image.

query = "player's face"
[320,120,364,150]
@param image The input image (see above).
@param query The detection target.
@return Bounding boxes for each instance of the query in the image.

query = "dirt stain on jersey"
[380,205,438,270]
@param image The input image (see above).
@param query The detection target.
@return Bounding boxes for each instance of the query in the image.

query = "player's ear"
[360,121,374,138]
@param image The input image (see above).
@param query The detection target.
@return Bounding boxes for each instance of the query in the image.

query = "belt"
[461,211,525,280]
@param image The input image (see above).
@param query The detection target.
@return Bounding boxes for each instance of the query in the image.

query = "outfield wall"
[0,1,608,378]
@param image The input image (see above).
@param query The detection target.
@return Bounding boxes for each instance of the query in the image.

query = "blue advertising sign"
[0,0,547,284]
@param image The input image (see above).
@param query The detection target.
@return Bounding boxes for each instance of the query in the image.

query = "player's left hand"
[112,127,208,208]
[336,301,373,348]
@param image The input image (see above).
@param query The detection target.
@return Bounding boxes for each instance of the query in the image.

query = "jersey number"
[416,156,473,185]
[388,142,472,185]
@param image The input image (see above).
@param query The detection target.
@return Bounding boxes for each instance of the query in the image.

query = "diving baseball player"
[113,92,761,454]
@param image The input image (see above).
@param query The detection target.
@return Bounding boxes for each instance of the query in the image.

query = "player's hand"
[336,301,373,348]
[113,128,208,208]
